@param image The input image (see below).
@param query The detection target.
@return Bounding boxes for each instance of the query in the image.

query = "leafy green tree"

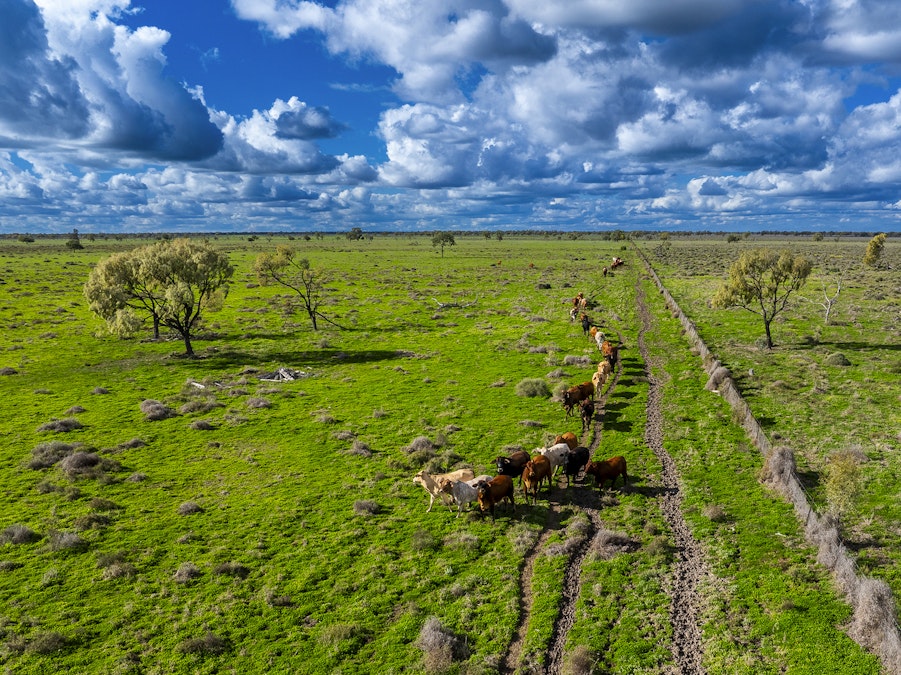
[712,248,812,349]
[431,232,455,257]
[863,232,886,268]
[346,227,364,241]
[66,228,83,250]
[255,246,334,331]
[84,239,233,356]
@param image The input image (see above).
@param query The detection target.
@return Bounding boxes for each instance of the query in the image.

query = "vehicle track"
[502,282,709,674]
[636,278,708,674]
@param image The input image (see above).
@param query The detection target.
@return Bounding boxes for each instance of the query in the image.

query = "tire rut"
[636,278,708,675]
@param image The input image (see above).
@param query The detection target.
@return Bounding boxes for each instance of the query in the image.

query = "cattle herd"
[413,271,629,519]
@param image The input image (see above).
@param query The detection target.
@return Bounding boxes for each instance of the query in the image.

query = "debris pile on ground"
[258,367,311,382]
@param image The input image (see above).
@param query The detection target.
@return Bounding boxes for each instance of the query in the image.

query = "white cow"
[536,443,570,476]
[439,475,492,516]
[413,469,475,512]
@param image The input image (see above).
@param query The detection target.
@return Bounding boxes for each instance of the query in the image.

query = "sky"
[3,0,901,233]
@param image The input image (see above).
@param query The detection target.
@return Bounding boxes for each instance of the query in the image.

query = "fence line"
[633,244,901,674]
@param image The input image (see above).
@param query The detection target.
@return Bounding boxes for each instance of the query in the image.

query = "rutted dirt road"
[500,280,708,674]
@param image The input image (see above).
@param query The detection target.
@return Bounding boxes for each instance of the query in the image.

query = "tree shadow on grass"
[191,348,410,372]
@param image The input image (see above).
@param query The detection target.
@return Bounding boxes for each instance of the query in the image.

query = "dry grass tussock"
[177,631,228,655]
[563,645,595,675]
[1,524,41,545]
[416,617,470,673]
[563,355,591,367]
[173,562,202,583]
[29,441,82,469]
[37,418,83,433]
[353,500,381,516]
[515,378,551,398]
[140,399,177,421]
[178,501,203,515]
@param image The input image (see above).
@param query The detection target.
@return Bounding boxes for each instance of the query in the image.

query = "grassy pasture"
[638,236,901,597]
[0,235,888,673]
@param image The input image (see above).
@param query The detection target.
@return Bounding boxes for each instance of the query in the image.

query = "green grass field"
[0,234,894,673]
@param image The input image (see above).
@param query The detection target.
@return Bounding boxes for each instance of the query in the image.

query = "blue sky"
[3,0,901,233]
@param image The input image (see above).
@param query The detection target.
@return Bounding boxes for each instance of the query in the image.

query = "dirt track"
[500,281,708,674]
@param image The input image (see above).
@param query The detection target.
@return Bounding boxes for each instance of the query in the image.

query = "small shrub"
[73,513,111,530]
[140,400,176,421]
[179,399,222,414]
[348,440,373,457]
[127,472,148,482]
[246,397,271,409]
[416,617,469,672]
[178,501,203,516]
[29,441,80,469]
[49,531,87,552]
[515,378,551,398]
[372,408,388,418]
[214,561,250,579]
[173,562,202,583]
[825,352,851,366]
[702,504,728,522]
[177,631,228,655]
[26,631,70,654]
[563,355,591,367]
[0,367,17,376]
[489,380,506,387]
[37,418,83,433]
[1,524,41,545]
[65,406,86,415]
[353,500,380,516]
[60,451,101,477]
[411,529,439,551]
[102,562,137,580]
[443,531,479,551]
[190,419,216,431]
[91,387,109,394]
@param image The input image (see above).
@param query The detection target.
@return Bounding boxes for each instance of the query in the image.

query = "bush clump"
[178,501,204,516]
[173,562,202,583]
[1,524,41,545]
[353,500,381,516]
[214,561,251,579]
[29,441,81,469]
[140,399,177,421]
[825,352,852,366]
[416,617,469,673]
[515,378,551,398]
[60,451,101,477]
[49,531,88,552]
[37,418,83,433]
[177,631,228,655]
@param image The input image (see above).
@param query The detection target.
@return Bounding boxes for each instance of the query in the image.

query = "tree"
[66,228,83,250]
[84,239,233,357]
[431,232,455,257]
[803,265,845,325]
[346,227,364,241]
[863,232,886,268]
[255,246,335,331]
[712,248,812,349]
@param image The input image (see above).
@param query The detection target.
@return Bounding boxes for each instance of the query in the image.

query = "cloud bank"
[2,0,901,231]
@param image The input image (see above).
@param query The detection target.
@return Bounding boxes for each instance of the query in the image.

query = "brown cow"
[584,456,628,491]
[521,455,551,505]
[562,381,594,415]
[477,475,516,518]
[554,432,579,450]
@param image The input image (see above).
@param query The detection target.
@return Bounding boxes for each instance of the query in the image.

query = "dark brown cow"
[579,398,595,432]
[562,446,590,486]
[562,381,594,416]
[584,456,628,491]
[495,450,530,482]
[477,475,516,518]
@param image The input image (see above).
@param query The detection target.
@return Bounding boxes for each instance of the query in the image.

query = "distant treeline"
[4,229,894,241]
